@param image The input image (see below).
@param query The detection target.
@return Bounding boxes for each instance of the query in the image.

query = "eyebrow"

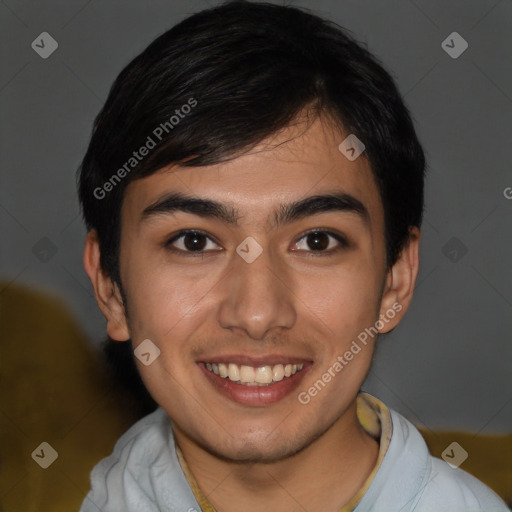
[140,190,370,229]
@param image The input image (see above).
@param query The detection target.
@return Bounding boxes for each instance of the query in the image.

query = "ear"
[83,230,130,341]
[378,227,420,333]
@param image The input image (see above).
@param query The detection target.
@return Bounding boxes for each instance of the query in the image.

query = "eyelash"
[164,228,349,257]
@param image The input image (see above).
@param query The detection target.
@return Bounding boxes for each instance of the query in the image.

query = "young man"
[78,2,508,511]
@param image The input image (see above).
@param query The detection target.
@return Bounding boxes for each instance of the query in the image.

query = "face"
[88,115,415,463]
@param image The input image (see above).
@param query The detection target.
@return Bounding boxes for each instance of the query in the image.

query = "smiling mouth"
[204,362,305,386]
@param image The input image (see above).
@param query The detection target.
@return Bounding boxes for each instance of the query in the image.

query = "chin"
[196,421,320,464]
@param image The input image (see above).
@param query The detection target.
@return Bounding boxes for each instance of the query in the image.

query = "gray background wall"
[1,0,511,433]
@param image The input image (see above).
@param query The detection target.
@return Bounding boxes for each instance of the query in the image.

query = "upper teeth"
[205,362,304,385]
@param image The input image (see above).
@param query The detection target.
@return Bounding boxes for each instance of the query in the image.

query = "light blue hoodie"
[79,398,509,512]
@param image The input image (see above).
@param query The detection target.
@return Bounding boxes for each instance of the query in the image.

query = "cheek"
[295,269,380,416]
[119,244,211,340]
[296,260,381,336]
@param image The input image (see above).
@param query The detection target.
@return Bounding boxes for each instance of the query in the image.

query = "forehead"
[121,116,383,230]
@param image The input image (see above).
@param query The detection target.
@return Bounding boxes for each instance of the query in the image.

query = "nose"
[217,241,297,340]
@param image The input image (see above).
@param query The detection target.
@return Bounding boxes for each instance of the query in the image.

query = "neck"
[174,400,379,512]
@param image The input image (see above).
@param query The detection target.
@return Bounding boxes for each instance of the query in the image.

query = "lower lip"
[199,363,312,406]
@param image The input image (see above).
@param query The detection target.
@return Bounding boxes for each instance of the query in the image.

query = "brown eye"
[182,232,207,251]
[305,231,330,251]
[293,230,348,254]
[166,230,221,253]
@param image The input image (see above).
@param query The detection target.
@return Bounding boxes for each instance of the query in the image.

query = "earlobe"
[378,227,420,334]
[83,230,130,341]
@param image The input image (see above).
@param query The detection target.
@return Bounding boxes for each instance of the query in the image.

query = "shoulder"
[95,406,171,469]
[80,407,197,512]
[388,408,509,512]
[414,456,509,512]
